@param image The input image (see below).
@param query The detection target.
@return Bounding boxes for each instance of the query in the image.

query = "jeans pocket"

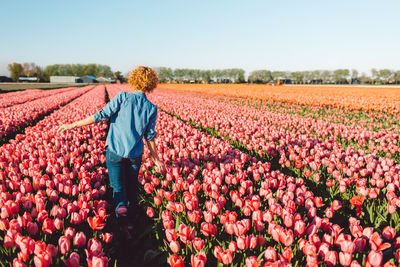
[108,149,123,163]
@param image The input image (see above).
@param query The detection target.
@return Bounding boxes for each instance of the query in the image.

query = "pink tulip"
[102,233,113,244]
[264,246,277,262]
[74,232,87,248]
[382,226,396,240]
[217,249,233,265]
[169,240,180,253]
[245,256,261,267]
[324,251,338,266]
[64,252,80,267]
[191,251,207,267]
[64,227,76,239]
[146,207,155,218]
[87,255,108,267]
[41,218,55,235]
[87,238,103,257]
[192,237,204,250]
[58,236,70,255]
[365,250,382,267]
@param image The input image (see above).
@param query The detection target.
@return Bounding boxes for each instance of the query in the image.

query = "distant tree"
[18,62,43,81]
[351,69,358,79]
[378,69,392,84]
[8,62,23,81]
[303,71,313,84]
[332,69,350,84]
[312,70,322,83]
[248,70,272,83]
[359,72,371,84]
[235,69,245,83]
[371,68,379,84]
[271,71,286,80]
[321,70,332,84]
[291,72,304,84]
[394,70,400,84]
[113,71,125,82]
[200,70,212,83]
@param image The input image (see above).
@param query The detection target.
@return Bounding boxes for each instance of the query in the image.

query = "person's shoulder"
[147,99,157,111]
[116,91,127,100]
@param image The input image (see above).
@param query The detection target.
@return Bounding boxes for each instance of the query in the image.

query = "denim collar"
[132,90,147,98]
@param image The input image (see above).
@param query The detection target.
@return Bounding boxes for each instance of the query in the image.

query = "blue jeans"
[106,148,142,227]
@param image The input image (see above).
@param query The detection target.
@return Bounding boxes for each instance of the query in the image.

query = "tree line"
[155,67,245,83]
[6,62,400,85]
[247,69,400,84]
[156,68,400,84]
[7,63,121,82]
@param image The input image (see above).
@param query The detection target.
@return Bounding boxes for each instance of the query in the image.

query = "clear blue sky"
[1,0,399,76]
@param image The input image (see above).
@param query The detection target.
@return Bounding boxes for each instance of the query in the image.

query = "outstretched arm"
[57,115,95,133]
[145,138,166,173]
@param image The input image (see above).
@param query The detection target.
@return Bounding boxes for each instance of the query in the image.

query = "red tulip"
[192,238,204,250]
[13,258,26,267]
[294,220,305,236]
[102,233,113,244]
[169,240,180,253]
[58,236,70,255]
[33,250,52,267]
[191,251,207,267]
[87,216,105,231]
[87,255,108,267]
[64,227,76,239]
[168,254,184,267]
[228,241,237,253]
[200,222,217,237]
[64,252,80,267]
[339,252,352,266]
[178,224,195,244]
[382,226,396,240]
[165,229,177,242]
[27,222,38,236]
[245,256,261,267]
[217,249,233,265]
[41,218,55,235]
[146,207,155,218]
[87,238,103,257]
[365,250,382,267]
[264,246,277,262]
[324,251,338,266]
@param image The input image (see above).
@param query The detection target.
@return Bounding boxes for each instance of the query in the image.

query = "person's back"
[58,66,165,239]
[95,90,158,158]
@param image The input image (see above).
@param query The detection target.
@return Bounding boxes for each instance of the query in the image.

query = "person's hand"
[154,159,166,174]
[57,123,75,133]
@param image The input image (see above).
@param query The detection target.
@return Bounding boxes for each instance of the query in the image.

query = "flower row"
[0,86,94,142]
[0,85,112,267]
[0,87,78,108]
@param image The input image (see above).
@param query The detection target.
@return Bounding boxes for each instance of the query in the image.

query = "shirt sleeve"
[94,92,124,123]
[144,108,157,141]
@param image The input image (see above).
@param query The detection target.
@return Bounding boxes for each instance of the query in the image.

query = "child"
[58,66,165,238]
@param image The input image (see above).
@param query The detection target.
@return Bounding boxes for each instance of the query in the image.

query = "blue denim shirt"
[94,91,157,158]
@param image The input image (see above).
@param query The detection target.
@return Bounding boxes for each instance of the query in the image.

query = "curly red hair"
[128,66,159,93]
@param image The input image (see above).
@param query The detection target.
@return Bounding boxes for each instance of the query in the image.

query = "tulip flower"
[64,252,80,267]
[168,254,184,267]
[74,232,87,248]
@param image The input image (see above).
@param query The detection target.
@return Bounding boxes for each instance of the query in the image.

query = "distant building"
[77,75,97,83]
[0,76,13,82]
[50,76,79,83]
[275,77,292,84]
[19,77,38,82]
[96,77,114,83]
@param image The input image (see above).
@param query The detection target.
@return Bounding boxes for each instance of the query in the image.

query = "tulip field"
[1,84,400,267]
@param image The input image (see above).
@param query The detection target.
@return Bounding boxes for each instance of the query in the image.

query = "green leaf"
[257,249,266,261]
